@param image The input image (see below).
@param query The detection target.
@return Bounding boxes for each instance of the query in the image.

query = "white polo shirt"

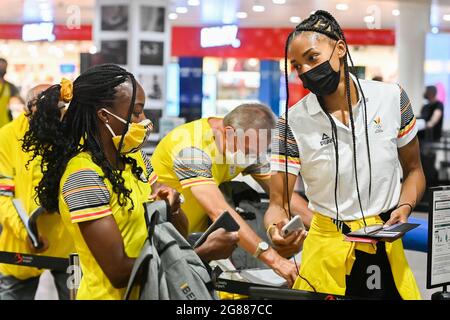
[271,78,417,221]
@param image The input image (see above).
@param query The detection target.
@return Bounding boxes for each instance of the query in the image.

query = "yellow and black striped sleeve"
[62,169,112,223]
[397,85,417,148]
[173,147,216,189]
[271,116,301,175]
[139,150,158,186]
[0,173,14,197]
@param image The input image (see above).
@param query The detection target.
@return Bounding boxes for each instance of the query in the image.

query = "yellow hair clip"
[60,78,73,103]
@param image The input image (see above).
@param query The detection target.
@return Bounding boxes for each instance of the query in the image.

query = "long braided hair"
[22,63,144,213]
[284,10,372,228]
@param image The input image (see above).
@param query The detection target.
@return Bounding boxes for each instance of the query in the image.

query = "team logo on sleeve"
[320,133,333,146]
[373,117,383,133]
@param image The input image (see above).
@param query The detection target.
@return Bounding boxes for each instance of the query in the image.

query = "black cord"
[284,31,317,293]
[347,46,372,203]
[318,96,340,231]
[343,59,368,228]
[115,73,137,170]
[284,32,293,222]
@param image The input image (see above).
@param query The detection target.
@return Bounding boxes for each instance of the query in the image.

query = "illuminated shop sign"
[200,25,240,48]
[22,22,55,42]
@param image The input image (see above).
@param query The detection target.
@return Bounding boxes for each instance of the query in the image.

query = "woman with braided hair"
[265,11,424,299]
[21,64,164,299]
[22,64,238,299]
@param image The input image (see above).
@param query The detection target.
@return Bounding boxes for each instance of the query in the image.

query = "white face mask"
[225,149,258,167]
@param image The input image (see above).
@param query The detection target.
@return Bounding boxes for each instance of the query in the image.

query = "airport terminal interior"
[0,0,450,301]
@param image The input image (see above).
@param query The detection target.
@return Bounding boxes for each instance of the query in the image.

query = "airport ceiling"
[1,0,450,30]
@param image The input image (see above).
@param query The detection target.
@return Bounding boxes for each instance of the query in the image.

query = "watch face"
[260,242,269,251]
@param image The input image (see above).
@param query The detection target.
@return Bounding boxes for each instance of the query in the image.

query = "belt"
[331,208,395,235]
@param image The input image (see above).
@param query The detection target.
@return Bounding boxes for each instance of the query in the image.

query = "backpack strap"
[143,200,170,241]
[123,242,154,300]
[144,200,170,225]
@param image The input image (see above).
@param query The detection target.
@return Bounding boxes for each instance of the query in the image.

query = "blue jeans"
[0,271,69,300]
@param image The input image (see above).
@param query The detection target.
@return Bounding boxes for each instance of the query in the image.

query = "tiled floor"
[404,249,436,300]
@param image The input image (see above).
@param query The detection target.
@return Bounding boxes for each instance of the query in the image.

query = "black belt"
[0,251,69,272]
[331,209,394,235]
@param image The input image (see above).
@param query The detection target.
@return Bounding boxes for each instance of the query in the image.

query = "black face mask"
[299,42,340,96]
[0,69,5,78]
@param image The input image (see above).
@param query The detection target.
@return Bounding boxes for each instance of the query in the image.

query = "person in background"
[418,85,444,142]
[372,75,383,82]
[0,58,22,128]
[0,84,74,300]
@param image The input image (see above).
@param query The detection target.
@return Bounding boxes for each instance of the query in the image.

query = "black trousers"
[345,241,402,300]
[338,211,402,300]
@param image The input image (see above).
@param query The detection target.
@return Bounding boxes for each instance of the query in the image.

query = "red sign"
[172,26,395,59]
[0,24,92,41]
[0,24,395,58]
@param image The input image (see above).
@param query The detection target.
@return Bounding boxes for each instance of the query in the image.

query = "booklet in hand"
[12,199,46,249]
[193,211,240,249]
[346,222,420,242]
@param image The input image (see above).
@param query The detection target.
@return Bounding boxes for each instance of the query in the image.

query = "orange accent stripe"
[63,185,108,197]
[398,118,416,138]
[271,157,301,165]
[181,179,216,187]
[71,208,112,221]
[148,174,158,185]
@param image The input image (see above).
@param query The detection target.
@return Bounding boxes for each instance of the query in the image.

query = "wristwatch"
[253,241,270,258]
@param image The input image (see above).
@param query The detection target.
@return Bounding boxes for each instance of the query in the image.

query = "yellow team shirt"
[0,81,19,128]
[0,113,74,280]
[151,118,271,233]
[0,82,11,128]
[58,150,157,300]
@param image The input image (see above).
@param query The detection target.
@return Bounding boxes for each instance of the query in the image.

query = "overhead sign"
[22,22,55,42]
[200,25,240,48]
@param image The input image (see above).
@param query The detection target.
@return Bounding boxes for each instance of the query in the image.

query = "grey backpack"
[124,200,216,300]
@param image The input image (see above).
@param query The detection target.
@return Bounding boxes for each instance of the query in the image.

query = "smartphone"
[193,211,240,249]
[281,215,304,238]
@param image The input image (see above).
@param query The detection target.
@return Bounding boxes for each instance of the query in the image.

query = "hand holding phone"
[281,215,304,238]
[193,211,240,249]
